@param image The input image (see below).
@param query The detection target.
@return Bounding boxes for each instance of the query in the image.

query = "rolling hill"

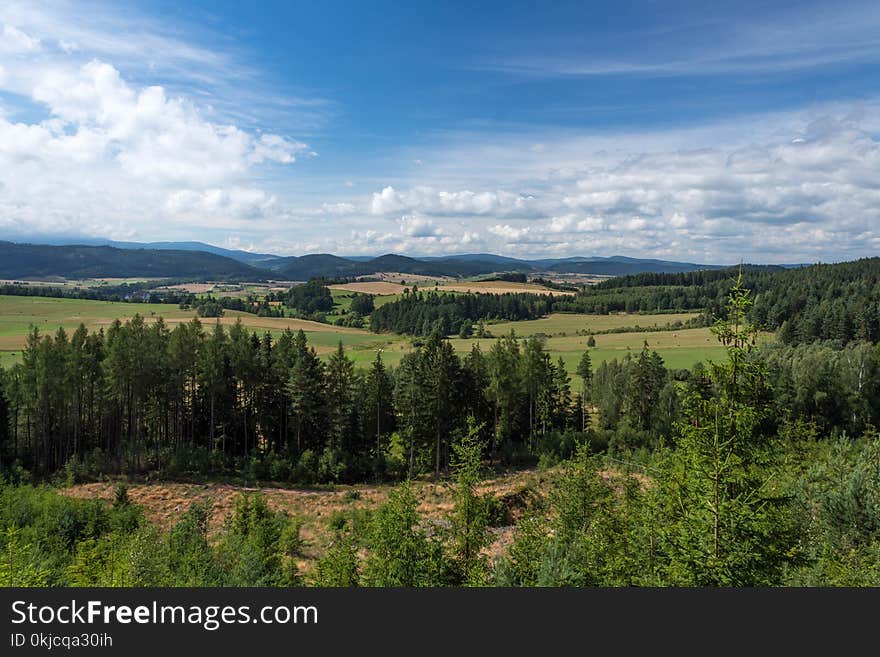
[0,239,732,281]
[0,242,266,280]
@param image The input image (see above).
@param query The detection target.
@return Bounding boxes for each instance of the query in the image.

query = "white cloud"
[0,11,311,243]
[371,186,404,215]
[398,214,442,237]
[320,202,357,216]
[356,104,880,261]
[1,24,40,53]
[488,224,531,241]
[164,187,277,220]
[370,185,538,217]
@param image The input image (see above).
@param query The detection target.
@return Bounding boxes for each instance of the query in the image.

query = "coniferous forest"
[2,272,880,587]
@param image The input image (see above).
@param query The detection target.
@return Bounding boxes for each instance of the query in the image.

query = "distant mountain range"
[0,237,761,281]
[0,241,264,280]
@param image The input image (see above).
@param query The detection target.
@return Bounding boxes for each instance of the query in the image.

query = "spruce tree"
[364,350,395,457]
[576,350,593,430]
[658,272,795,585]
[325,341,357,452]
[446,418,491,584]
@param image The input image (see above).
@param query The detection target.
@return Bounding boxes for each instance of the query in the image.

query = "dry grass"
[373,272,452,284]
[160,283,217,293]
[329,281,408,295]
[60,468,550,566]
[438,281,575,295]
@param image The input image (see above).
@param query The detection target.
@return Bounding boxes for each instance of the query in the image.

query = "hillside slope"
[0,242,265,280]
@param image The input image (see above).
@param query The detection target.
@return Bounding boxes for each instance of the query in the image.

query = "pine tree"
[658,272,795,585]
[445,418,491,584]
[623,343,666,432]
[523,337,550,446]
[362,482,450,586]
[364,350,395,457]
[423,332,462,477]
[394,351,430,477]
[287,332,326,455]
[0,367,10,468]
[487,332,524,457]
[198,321,228,453]
[576,350,593,430]
[325,341,357,452]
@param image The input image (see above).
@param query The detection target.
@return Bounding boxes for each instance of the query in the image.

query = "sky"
[0,0,879,263]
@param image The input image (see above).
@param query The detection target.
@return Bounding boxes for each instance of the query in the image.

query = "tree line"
[0,317,588,482]
[370,288,554,336]
[0,282,190,304]
[558,259,880,345]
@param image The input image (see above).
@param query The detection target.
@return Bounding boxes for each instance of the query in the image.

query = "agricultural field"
[449,326,737,388]
[486,311,702,336]
[324,286,403,325]
[372,272,452,285]
[437,280,574,295]
[159,281,294,297]
[334,327,733,383]
[0,296,761,382]
[0,295,396,363]
[329,278,571,297]
[329,281,408,295]
[0,277,162,287]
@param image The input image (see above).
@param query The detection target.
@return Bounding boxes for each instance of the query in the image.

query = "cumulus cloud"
[398,214,442,237]
[361,108,880,261]
[164,187,278,222]
[371,185,539,217]
[21,60,308,186]
[0,15,310,242]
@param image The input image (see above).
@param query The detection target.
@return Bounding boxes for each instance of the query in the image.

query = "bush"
[267,452,292,482]
[294,450,319,485]
[319,447,345,483]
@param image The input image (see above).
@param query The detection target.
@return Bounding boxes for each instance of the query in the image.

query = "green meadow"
[486,311,702,336]
[0,296,760,382]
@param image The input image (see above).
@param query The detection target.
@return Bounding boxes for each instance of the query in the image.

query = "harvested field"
[438,281,574,295]
[160,282,217,293]
[329,281,408,295]
[372,272,452,284]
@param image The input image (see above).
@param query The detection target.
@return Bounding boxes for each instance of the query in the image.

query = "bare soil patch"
[60,468,549,567]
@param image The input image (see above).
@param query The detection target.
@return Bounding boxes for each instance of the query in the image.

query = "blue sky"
[0,0,879,262]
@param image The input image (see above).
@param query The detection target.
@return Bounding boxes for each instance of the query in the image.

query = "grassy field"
[0,296,759,379]
[0,295,392,361]
[487,312,701,336]
[331,325,740,387]
[449,327,733,387]
[325,287,402,325]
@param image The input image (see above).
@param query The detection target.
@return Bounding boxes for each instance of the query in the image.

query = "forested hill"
[0,239,728,279]
[273,253,518,279]
[557,258,880,344]
[0,242,265,280]
[272,253,725,279]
